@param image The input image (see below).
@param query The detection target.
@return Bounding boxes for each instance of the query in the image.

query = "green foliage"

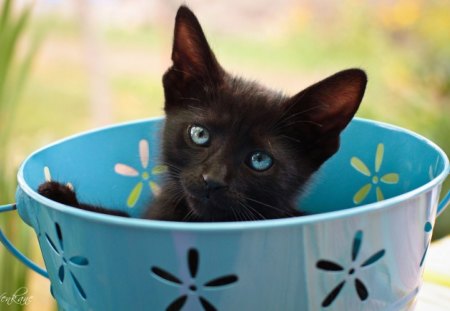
[0,1,40,310]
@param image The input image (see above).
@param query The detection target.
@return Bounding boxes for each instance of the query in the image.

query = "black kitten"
[38,6,367,222]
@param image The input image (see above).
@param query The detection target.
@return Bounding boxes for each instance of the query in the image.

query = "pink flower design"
[114,139,166,207]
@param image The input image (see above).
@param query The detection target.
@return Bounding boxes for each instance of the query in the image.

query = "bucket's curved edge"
[15,117,450,232]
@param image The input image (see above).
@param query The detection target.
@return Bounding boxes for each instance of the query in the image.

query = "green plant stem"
[0,1,39,310]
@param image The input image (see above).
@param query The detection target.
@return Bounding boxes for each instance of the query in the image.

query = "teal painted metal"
[0,117,448,310]
[0,204,49,278]
[0,203,16,213]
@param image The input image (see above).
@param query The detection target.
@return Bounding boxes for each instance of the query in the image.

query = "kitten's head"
[161,6,367,221]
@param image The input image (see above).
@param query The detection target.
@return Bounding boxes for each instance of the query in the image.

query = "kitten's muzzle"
[202,174,228,199]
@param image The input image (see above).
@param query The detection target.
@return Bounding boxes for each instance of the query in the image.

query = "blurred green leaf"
[0,1,41,311]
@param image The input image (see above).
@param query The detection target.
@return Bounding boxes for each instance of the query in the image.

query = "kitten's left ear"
[283,69,367,160]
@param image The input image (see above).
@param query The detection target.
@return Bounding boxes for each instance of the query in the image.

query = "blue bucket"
[1,117,449,311]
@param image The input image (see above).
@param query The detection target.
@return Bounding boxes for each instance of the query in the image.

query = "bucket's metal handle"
[0,203,49,278]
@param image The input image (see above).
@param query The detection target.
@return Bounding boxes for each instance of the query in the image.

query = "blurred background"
[0,0,449,309]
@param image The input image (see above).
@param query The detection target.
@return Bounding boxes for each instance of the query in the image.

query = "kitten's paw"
[38,181,79,206]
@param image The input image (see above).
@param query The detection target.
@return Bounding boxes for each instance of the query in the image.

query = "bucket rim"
[17,117,450,232]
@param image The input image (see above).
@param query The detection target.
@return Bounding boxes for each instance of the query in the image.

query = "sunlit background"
[0,0,449,310]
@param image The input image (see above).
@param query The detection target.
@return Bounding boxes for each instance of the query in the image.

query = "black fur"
[38,182,129,217]
[38,6,367,222]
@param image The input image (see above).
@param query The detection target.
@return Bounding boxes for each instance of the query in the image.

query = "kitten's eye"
[247,151,273,171]
[189,125,210,146]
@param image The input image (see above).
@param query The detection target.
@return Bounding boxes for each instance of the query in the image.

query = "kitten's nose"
[202,174,228,194]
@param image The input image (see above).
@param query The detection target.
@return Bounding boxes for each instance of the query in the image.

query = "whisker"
[180,97,201,102]
[183,209,196,222]
[237,202,252,221]
[187,105,207,114]
[239,204,252,221]
[239,202,259,221]
[275,119,323,131]
[244,196,296,217]
[278,106,323,125]
[278,134,302,144]
[242,202,266,220]
[160,161,182,173]
[271,105,325,133]
[229,204,241,222]
[163,172,181,180]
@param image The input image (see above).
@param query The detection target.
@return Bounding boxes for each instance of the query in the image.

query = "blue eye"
[189,125,210,146]
[248,151,273,171]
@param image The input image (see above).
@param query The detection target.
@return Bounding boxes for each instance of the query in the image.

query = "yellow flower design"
[114,139,167,208]
[351,143,399,204]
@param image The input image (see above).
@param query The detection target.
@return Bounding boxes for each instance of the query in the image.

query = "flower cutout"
[351,143,399,204]
[44,166,73,190]
[45,222,89,300]
[114,139,167,207]
[151,248,239,311]
[316,230,385,307]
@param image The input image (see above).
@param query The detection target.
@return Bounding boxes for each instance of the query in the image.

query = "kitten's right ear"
[169,6,223,84]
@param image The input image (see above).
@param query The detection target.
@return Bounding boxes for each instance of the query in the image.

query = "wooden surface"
[416,236,450,310]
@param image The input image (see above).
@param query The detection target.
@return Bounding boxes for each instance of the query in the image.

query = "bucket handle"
[0,203,49,278]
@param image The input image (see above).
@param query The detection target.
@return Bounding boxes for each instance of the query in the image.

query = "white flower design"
[114,139,166,208]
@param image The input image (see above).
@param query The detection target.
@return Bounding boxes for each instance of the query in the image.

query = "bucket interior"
[20,118,448,218]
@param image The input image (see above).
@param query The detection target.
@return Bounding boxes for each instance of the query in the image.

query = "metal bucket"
[1,117,449,310]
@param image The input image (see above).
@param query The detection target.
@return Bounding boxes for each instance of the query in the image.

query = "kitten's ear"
[283,69,367,160]
[170,6,223,83]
